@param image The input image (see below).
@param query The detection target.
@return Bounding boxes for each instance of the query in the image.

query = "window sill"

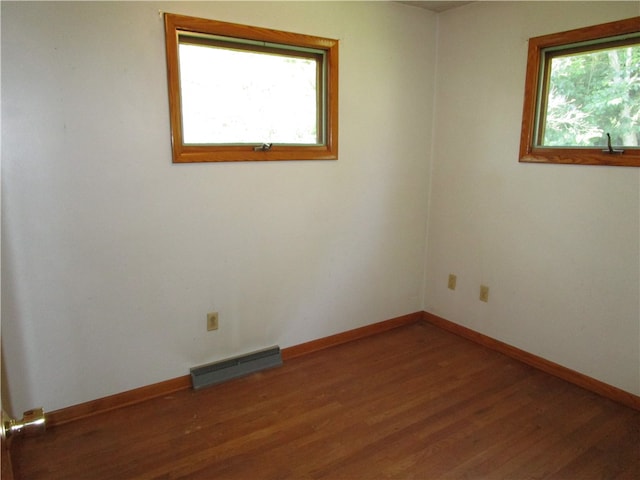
[520,148,640,167]
[172,144,338,163]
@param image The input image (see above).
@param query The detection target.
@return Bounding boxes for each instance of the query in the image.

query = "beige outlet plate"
[207,312,219,331]
[479,285,489,302]
[448,274,457,290]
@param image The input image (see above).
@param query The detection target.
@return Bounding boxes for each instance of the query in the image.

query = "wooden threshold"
[423,312,640,411]
[47,312,422,427]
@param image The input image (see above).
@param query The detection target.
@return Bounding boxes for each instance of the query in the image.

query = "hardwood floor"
[10,322,640,479]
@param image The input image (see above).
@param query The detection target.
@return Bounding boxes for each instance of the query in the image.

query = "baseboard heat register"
[190,346,283,390]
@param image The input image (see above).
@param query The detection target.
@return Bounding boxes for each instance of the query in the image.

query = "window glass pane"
[178,42,321,145]
[541,42,640,148]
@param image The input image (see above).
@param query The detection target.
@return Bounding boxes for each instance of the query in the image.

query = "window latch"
[603,133,624,155]
[254,143,273,152]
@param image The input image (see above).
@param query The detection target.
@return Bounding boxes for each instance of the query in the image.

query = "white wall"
[425,1,640,395]
[1,1,436,414]
[3,0,638,417]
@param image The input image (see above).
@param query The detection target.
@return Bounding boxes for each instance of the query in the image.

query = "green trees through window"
[542,42,639,148]
[520,17,640,166]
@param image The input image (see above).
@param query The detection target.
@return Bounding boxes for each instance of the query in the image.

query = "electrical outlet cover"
[480,285,489,302]
[207,312,219,331]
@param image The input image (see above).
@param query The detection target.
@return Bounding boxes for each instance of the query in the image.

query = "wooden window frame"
[164,13,339,163]
[519,17,640,167]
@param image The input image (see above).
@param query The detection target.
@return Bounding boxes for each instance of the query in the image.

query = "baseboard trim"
[47,312,422,427]
[281,311,423,360]
[49,309,636,427]
[423,311,640,411]
[47,375,191,427]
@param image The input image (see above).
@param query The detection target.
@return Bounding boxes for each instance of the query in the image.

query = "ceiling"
[397,1,474,13]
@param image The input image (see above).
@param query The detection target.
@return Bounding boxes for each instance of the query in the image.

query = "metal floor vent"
[190,346,282,390]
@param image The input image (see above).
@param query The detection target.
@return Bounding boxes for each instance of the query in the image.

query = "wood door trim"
[1,435,14,480]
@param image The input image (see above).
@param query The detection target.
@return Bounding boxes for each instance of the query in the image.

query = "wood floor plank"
[10,322,640,479]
